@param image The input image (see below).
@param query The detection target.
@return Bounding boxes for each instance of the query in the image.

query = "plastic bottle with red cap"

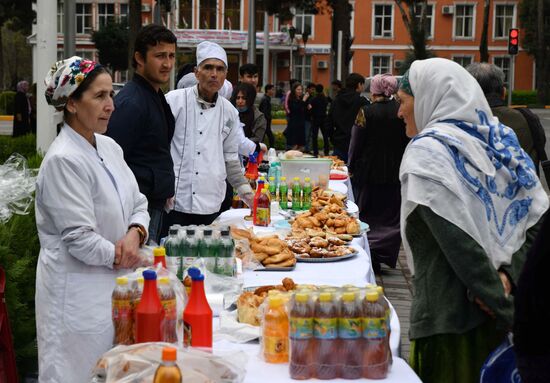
[153,347,182,383]
[183,267,212,348]
[135,270,164,343]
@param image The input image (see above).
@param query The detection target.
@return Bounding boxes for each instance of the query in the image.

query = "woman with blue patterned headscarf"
[396,58,548,383]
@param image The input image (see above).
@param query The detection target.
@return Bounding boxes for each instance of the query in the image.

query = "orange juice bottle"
[263,295,289,363]
[153,347,182,383]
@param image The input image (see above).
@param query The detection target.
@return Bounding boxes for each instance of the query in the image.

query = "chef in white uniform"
[165,41,254,227]
[35,57,150,382]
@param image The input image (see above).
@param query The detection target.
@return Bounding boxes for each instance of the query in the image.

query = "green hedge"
[267,131,333,152]
[0,133,41,379]
[512,90,539,106]
[0,91,16,115]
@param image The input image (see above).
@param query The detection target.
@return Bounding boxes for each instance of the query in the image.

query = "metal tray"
[254,264,296,272]
[295,251,358,263]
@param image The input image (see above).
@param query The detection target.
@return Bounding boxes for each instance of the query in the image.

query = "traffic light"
[508,28,519,55]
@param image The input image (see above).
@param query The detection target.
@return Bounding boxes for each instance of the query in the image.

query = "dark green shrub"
[0,91,16,115]
[0,134,37,163]
[511,90,539,106]
[0,136,42,379]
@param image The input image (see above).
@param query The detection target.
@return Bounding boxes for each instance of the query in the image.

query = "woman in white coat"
[35,57,150,382]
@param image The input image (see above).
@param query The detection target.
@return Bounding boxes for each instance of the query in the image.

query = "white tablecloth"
[213,209,420,382]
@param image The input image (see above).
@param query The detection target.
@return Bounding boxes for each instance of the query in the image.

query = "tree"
[479,0,491,62]
[393,0,434,73]
[92,22,130,72]
[263,0,355,81]
[519,0,550,104]
[128,0,142,77]
[0,0,34,89]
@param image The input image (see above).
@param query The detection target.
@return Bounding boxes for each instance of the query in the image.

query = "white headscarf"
[400,58,549,274]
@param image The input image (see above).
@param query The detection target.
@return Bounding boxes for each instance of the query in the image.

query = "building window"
[295,55,312,84]
[452,55,473,67]
[76,3,93,34]
[224,0,240,30]
[199,0,217,29]
[371,55,391,75]
[294,8,314,37]
[179,0,192,28]
[57,1,63,33]
[494,4,515,38]
[373,4,393,38]
[493,56,511,85]
[119,4,128,23]
[454,4,475,38]
[98,3,115,29]
[76,50,95,61]
[414,4,434,38]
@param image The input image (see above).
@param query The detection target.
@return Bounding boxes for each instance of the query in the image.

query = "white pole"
[36,0,58,154]
[337,30,343,81]
[262,11,269,88]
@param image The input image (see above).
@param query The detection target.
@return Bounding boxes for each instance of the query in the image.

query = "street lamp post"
[288,26,296,81]
[301,28,310,84]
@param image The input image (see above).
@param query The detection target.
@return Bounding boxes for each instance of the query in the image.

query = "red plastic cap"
[162,347,177,361]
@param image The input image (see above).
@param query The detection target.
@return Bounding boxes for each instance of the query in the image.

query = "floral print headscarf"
[44,56,101,111]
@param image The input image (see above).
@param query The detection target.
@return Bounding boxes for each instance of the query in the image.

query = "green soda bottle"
[303,177,312,210]
[292,177,302,211]
[279,176,288,210]
[268,176,277,201]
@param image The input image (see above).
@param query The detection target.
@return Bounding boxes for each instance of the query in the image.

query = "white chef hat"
[196,41,227,68]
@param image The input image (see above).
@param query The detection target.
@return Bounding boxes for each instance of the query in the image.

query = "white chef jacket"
[35,124,149,383]
[166,86,242,214]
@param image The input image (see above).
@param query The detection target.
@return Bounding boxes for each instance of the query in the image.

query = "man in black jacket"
[107,25,177,245]
[259,84,275,148]
[325,73,368,162]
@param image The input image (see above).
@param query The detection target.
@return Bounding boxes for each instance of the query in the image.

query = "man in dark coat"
[325,73,368,162]
[12,80,31,137]
[106,25,177,245]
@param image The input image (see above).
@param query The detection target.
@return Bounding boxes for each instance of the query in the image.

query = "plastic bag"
[115,264,187,345]
[188,258,243,314]
[235,238,264,270]
[480,333,521,383]
[90,342,247,383]
[0,153,37,224]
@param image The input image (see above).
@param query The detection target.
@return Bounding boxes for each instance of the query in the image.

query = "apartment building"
[55,0,534,90]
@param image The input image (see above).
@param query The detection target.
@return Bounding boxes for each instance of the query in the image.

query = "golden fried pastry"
[309,237,329,248]
[231,227,254,240]
[309,216,321,227]
[282,277,296,290]
[263,250,293,265]
[237,292,264,326]
[333,218,346,228]
[295,216,314,229]
[254,252,269,262]
[310,248,329,258]
[305,228,325,238]
[288,240,311,254]
[327,236,346,246]
[330,195,345,207]
[336,234,353,241]
[346,220,360,234]
[335,227,347,234]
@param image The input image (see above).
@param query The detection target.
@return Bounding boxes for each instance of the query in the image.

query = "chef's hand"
[259,143,268,153]
[240,192,255,208]
[164,196,175,213]
[114,229,143,270]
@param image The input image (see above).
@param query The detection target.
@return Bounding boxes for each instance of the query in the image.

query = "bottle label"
[363,317,387,339]
[112,299,132,320]
[313,318,338,339]
[264,335,288,356]
[339,317,362,339]
[290,317,313,339]
[256,207,270,226]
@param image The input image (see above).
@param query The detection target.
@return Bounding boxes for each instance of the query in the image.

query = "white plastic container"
[280,158,332,188]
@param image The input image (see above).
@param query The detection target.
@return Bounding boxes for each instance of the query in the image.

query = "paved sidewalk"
[375,248,414,362]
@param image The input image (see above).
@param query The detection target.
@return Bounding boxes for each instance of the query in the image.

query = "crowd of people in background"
[8,20,547,383]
